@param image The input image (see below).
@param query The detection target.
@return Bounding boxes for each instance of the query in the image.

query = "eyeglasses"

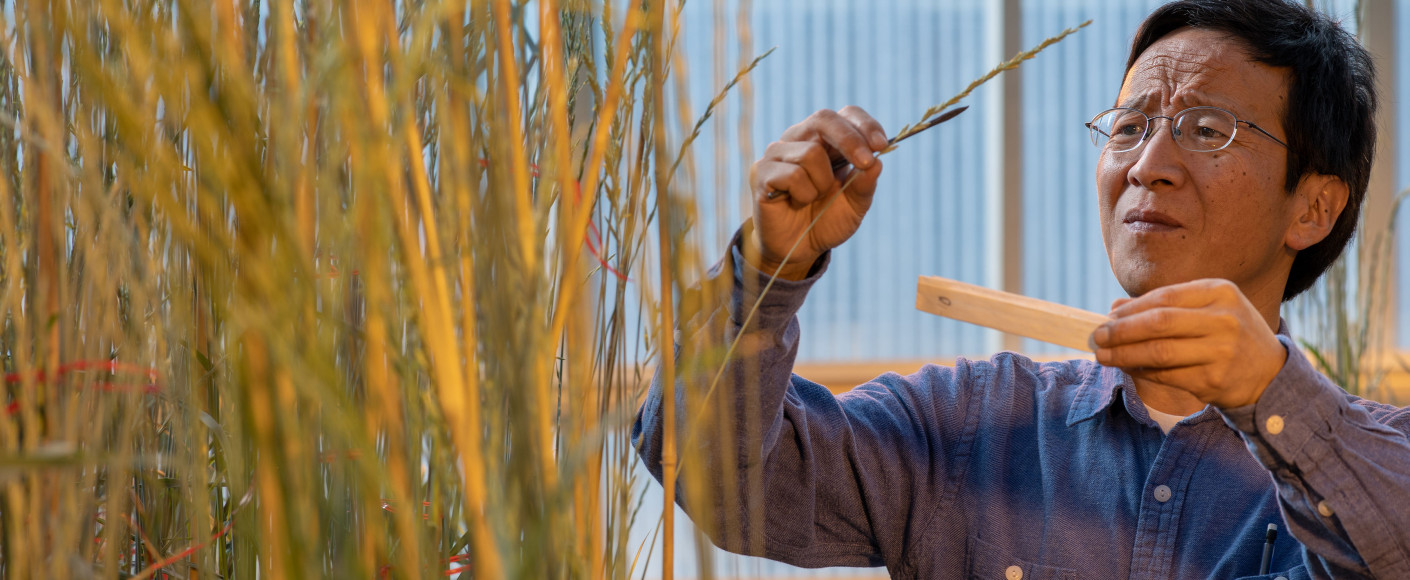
[1085,106,1287,153]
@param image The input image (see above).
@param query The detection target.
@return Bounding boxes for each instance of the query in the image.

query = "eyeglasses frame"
[1085,106,1288,153]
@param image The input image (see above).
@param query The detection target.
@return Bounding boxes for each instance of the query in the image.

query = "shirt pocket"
[967,535,1079,580]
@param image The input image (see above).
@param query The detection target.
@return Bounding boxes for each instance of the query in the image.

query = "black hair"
[1126,0,1377,301]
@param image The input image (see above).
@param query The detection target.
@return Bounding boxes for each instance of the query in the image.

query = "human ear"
[1285,174,1349,251]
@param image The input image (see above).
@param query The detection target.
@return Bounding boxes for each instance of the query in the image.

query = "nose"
[1125,117,1185,190]
[1135,115,1180,150]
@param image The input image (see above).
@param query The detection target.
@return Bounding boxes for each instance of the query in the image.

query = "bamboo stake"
[27,0,62,455]
[646,1,678,577]
[0,120,24,454]
[26,9,65,567]
[731,0,762,554]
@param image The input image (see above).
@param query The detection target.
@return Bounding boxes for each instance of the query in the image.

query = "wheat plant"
[0,0,753,577]
[1290,187,1409,402]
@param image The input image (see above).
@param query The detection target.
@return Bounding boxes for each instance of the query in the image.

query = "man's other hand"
[746,106,887,280]
[1091,279,1288,409]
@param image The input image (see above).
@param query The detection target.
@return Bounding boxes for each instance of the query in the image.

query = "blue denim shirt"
[633,236,1410,579]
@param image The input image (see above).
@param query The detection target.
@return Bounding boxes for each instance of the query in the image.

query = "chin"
[1111,260,1191,298]
[1116,277,1152,299]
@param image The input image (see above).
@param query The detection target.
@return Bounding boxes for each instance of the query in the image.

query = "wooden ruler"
[915,276,1109,352]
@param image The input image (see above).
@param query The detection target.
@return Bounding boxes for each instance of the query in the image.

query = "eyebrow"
[1114,91,1155,110]
[1115,91,1239,116]
[1114,98,1144,110]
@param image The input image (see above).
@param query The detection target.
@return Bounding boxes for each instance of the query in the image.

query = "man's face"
[1097,28,1302,307]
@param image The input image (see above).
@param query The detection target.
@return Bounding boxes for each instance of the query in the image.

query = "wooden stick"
[916,276,1109,352]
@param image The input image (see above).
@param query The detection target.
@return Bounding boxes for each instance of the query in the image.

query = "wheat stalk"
[665,46,778,188]
[888,20,1092,148]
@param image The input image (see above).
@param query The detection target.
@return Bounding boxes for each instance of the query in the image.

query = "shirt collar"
[1067,363,1132,426]
[1065,317,1291,427]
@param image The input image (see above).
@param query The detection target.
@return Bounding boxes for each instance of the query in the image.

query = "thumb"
[842,158,883,206]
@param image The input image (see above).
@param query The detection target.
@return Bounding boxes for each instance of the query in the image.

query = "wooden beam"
[984,0,1025,352]
[1358,0,1400,353]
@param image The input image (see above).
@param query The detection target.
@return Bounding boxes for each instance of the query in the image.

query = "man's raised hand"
[746,106,887,280]
[1091,279,1288,409]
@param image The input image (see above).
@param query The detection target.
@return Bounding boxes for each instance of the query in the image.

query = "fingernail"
[1093,325,1109,345]
[870,131,887,149]
[853,148,874,168]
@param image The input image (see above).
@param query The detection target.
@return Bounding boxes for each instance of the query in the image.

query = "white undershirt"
[1144,404,1190,434]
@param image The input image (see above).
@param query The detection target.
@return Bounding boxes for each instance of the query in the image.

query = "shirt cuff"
[1219,335,1349,470]
[723,219,829,331]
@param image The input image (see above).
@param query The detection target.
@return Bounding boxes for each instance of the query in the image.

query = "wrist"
[757,256,818,281]
[1217,339,1288,408]
[742,225,818,281]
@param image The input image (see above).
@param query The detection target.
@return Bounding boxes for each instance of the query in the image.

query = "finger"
[780,109,876,170]
[1110,279,1235,318]
[763,141,839,200]
[1123,366,1205,394]
[754,161,820,206]
[838,105,888,150]
[1093,307,1237,348]
[838,158,884,206]
[1094,336,1227,370]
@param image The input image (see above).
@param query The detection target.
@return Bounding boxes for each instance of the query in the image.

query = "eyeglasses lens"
[1172,108,1238,152]
[1090,109,1148,152]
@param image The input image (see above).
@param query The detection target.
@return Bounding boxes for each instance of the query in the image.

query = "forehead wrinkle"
[1118,47,1249,112]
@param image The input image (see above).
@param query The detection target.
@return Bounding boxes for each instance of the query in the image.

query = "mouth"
[1122,209,1183,233]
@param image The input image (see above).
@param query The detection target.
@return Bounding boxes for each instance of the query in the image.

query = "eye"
[1176,109,1238,149]
[1104,110,1147,139]
[1194,124,1228,140]
[1113,122,1145,137]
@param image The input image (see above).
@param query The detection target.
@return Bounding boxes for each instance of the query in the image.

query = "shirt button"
[1318,500,1335,517]
[1266,415,1285,435]
[1005,565,1023,580]
[1153,484,1173,503]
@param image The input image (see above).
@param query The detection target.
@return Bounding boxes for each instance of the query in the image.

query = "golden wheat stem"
[491,0,540,273]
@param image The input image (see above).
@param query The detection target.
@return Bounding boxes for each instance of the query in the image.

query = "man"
[634,0,1410,578]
